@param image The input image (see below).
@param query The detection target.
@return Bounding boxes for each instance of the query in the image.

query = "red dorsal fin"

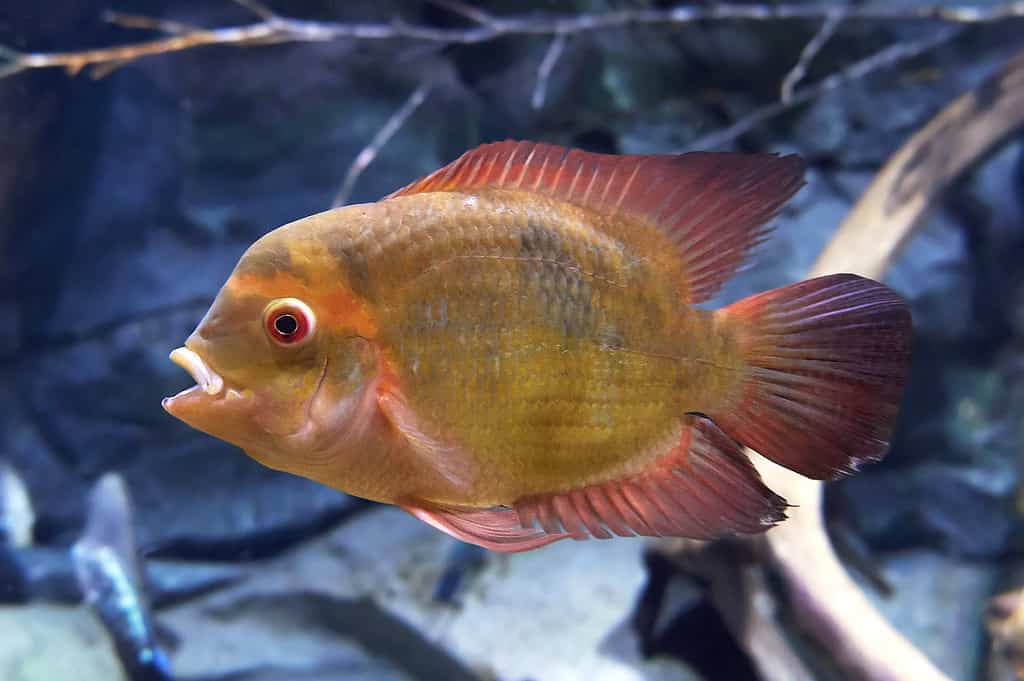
[402,416,787,552]
[388,140,806,303]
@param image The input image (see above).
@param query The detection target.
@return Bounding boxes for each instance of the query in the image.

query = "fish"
[163,140,912,552]
[72,473,173,681]
[0,460,34,548]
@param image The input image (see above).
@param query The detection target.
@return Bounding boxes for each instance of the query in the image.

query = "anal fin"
[516,416,788,542]
[403,416,787,553]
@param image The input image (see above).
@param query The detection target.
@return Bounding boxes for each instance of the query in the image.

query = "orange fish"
[163,141,911,552]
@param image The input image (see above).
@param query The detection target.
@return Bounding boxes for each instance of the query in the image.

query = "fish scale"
[362,190,725,497]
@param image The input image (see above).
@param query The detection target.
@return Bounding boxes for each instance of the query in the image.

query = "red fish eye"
[263,299,316,346]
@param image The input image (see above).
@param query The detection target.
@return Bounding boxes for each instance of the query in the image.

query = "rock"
[858,550,998,681]
[791,30,1021,168]
[146,559,246,608]
[837,462,1015,559]
[159,506,667,681]
[0,604,124,681]
[6,547,81,603]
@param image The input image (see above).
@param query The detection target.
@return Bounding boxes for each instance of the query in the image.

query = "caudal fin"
[710,274,912,480]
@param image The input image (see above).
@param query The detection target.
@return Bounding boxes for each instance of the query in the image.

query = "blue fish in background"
[0,460,34,549]
[0,461,34,602]
[72,473,173,681]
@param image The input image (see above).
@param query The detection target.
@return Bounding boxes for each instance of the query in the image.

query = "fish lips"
[162,346,227,419]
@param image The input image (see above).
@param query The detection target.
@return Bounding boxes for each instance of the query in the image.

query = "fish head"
[162,215,380,468]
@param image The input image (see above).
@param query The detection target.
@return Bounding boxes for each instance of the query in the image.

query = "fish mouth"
[166,347,224,398]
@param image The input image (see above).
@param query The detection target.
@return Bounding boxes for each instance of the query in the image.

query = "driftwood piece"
[660,538,819,681]
[746,49,1024,681]
[987,587,1024,680]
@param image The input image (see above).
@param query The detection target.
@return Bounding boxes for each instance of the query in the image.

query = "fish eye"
[263,298,316,346]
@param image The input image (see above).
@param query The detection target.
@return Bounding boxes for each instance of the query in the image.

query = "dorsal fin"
[388,140,806,303]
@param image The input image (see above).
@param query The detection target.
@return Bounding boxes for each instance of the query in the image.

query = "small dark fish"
[72,473,173,681]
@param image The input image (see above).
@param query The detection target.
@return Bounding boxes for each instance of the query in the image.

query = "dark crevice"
[140,500,373,562]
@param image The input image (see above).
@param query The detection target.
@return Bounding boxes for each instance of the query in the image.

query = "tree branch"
[1,2,1021,79]
[780,7,845,103]
[331,77,436,208]
[687,26,962,150]
[531,33,568,110]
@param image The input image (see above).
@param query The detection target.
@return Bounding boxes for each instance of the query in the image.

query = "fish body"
[164,141,911,551]
[72,474,172,681]
[342,189,739,504]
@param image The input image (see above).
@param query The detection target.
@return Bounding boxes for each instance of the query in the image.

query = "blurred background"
[0,1,1022,680]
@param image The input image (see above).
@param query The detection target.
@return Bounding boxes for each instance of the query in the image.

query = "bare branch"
[751,47,1024,681]
[331,78,436,208]
[531,33,567,110]
[425,0,494,25]
[102,11,200,35]
[687,26,961,150]
[0,43,28,79]
[1,3,1022,80]
[234,0,280,22]
[781,7,845,103]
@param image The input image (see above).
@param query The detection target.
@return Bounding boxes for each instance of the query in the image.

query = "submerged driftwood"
[669,48,1024,681]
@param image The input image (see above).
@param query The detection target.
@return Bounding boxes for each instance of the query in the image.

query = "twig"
[234,0,279,23]
[331,78,436,208]
[424,0,494,25]
[531,33,567,110]
[780,8,845,103]
[103,11,200,35]
[751,47,1024,681]
[687,26,961,150]
[1,2,1022,79]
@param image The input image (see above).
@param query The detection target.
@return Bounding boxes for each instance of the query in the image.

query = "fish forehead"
[225,204,383,336]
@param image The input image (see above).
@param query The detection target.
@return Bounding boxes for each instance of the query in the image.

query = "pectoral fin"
[377,386,476,492]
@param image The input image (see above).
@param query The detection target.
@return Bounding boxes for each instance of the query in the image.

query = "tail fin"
[710,274,912,480]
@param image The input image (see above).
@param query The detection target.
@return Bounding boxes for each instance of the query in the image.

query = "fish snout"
[168,346,224,396]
